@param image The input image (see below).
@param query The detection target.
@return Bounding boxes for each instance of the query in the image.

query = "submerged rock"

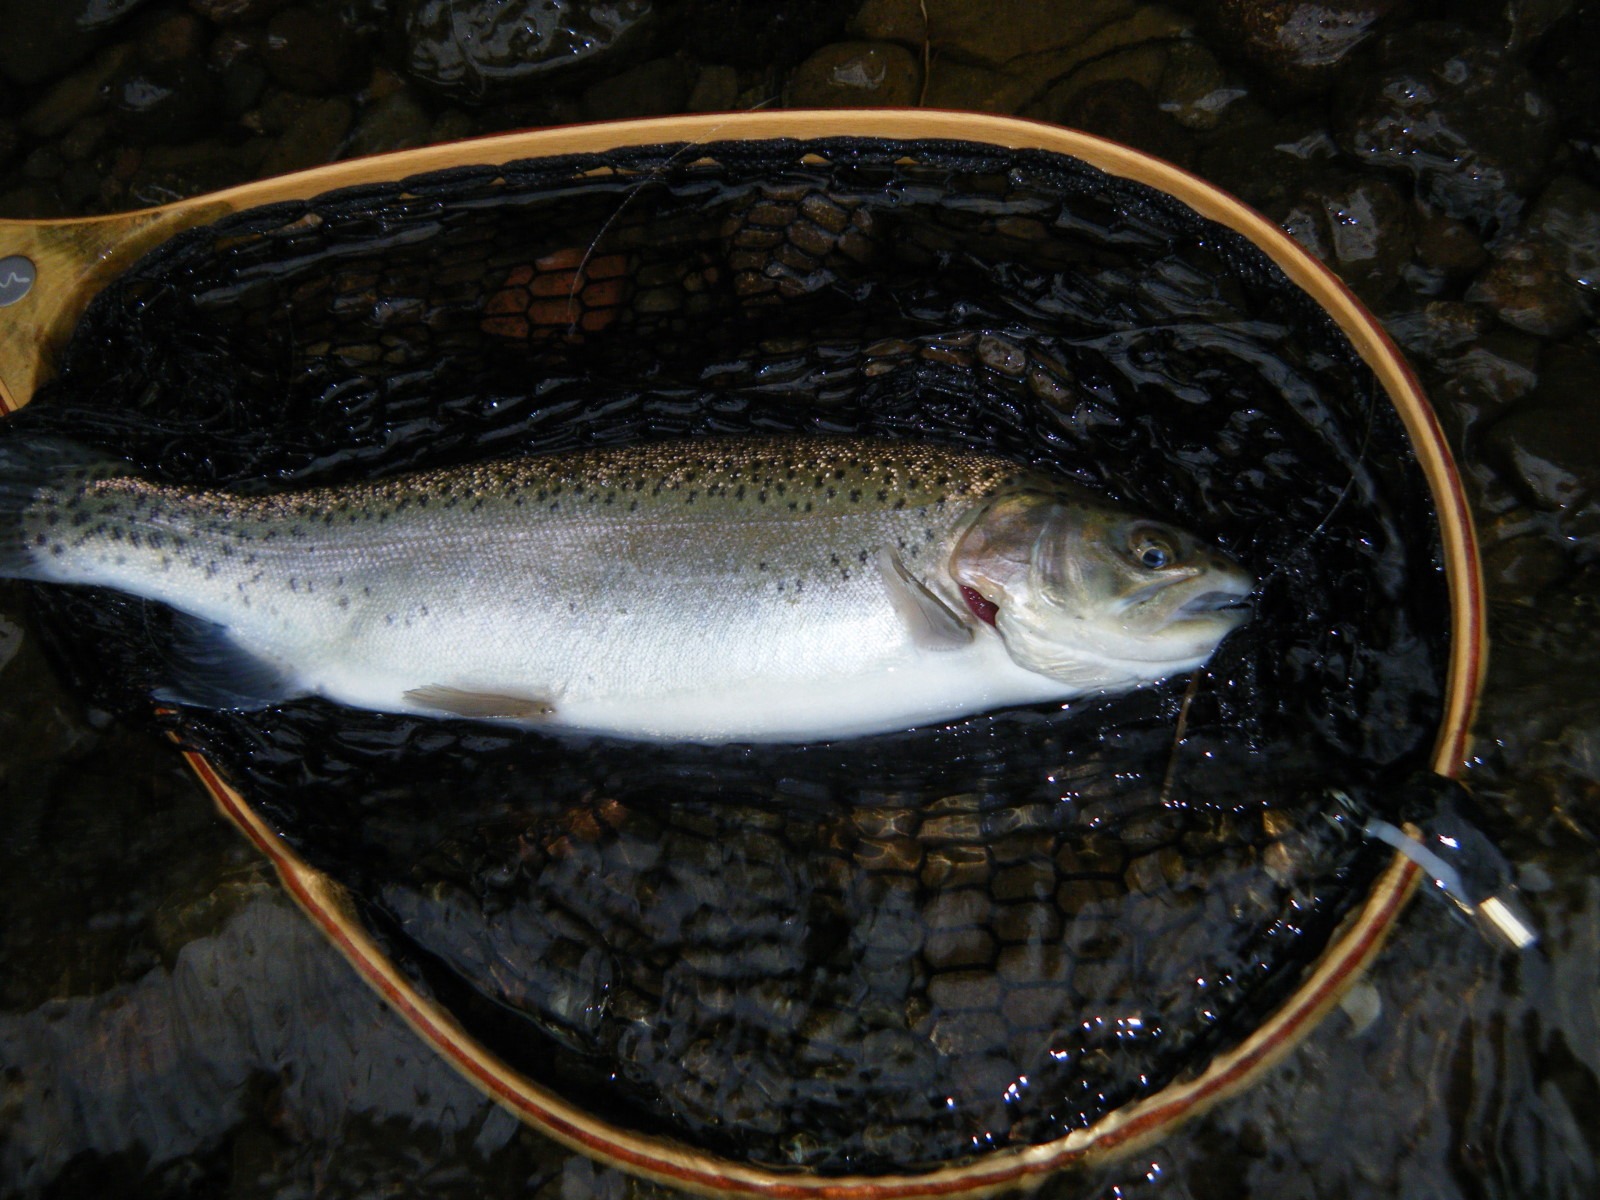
[103,57,224,144]
[0,0,154,88]
[1482,347,1600,512]
[582,55,689,120]
[677,0,855,69]
[262,5,366,95]
[1466,239,1588,340]
[189,0,293,23]
[398,0,657,102]
[1197,0,1404,92]
[788,41,919,108]
[1275,172,1414,307]
[1524,175,1600,291]
[1338,23,1560,231]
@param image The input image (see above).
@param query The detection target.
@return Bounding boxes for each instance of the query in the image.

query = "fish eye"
[1127,527,1178,570]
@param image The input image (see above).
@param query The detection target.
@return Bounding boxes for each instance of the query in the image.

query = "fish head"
[950,486,1254,686]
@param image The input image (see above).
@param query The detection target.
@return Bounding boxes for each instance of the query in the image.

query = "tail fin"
[0,434,126,581]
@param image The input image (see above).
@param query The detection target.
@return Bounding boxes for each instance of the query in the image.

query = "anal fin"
[152,612,302,711]
[403,685,556,721]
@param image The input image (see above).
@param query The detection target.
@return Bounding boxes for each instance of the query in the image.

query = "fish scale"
[1,434,1251,742]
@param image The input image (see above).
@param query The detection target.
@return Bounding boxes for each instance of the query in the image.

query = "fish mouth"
[1178,589,1254,619]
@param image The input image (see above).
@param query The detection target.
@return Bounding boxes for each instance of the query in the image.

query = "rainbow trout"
[0,435,1251,742]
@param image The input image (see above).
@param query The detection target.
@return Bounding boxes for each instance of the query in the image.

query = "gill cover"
[949,486,1251,688]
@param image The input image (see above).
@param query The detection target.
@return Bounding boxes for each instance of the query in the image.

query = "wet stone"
[853,836,922,874]
[1157,40,1242,131]
[996,942,1069,985]
[1482,534,1570,598]
[399,0,658,101]
[1275,172,1414,306]
[105,55,226,144]
[1482,347,1600,512]
[852,806,918,839]
[21,44,134,140]
[922,812,984,843]
[927,1011,1009,1057]
[191,0,293,23]
[1337,23,1560,229]
[263,6,365,95]
[582,56,689,121]
[921,888,993,931]
[1061,831,1126,876]
[0,0,152,87]
[1525,175,1600,290]
[1037,77,1188,167]
[677,0,855,69]
[1385,299,1491,364]
[856,0,1137,68]
[990,832,1055,867]
[249,92,354,175]
[787,41,920,108]
[1198,0,1401,92]
[1001,985,1069,1032]
[923,927,997,970]
[993,900,1064,944]
[920,843,990,889]
[991,861,1057,903]
[927,970,1003,1012]
[1466,240,1588,339]
[136,9,206,65]
[686,64,738,112]
[1414,212,1488,281]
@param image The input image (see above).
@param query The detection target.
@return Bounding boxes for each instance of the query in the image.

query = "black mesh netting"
[7,137,1449,1174]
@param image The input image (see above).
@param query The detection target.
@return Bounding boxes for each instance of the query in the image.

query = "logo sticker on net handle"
[0,256,36,307]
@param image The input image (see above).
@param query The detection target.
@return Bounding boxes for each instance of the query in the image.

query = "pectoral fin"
[877,548,972,651]
[403,685,556,721]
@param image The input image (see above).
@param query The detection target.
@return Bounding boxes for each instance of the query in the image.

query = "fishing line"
[566,102,779,340]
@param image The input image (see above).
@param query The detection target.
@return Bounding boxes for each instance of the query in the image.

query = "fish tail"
[0,434,126,581]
